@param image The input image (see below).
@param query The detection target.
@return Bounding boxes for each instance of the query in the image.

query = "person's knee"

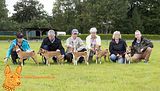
[110,54,117,62]
[117,58,124,64]
[146,47,152,52]
[131,55,140,62]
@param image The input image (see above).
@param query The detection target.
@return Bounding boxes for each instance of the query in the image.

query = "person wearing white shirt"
[86,27,101,62]
[65,29,86,63]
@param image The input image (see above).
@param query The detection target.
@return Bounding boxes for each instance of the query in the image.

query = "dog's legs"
[31,56,39,65]
[100,57,102,64]
[19,59,23,66]
[96,57,98,64]
[75,57,78,66]
[73,56,76,66]
[125,59,127,64]
[46,58,50,66]
[85,56,89,65]
[129,60,131,64]
[104,55,107,62]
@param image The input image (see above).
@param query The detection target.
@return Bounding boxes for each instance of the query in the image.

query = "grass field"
[0,40,160,91]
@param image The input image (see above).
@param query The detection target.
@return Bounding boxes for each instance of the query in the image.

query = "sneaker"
[4,58,8,64]
[144,60,148,63]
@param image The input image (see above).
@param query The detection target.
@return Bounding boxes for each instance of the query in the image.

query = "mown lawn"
[0,40,160,91]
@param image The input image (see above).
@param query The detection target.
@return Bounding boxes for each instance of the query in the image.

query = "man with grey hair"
[65,29,87,63]
[131,30,153,63]
[40,30,65,64]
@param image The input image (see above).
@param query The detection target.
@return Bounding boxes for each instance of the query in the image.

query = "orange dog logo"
[2,65,22,91]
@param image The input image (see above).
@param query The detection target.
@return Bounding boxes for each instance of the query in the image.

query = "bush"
[0,34,159,40]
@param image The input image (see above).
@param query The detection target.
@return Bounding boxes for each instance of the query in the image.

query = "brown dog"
[95,49,109,64]
[15,45,39,66]
[38,48,64,66]
[124,46,132,64]
[3,65,22,91]
[72,51,89,65]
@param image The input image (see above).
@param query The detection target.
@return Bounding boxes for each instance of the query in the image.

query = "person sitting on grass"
[4,32,32,65]
[65,29,87,63]
[109,31,127,64]
[40,30,65,64]
[130,30,153,63]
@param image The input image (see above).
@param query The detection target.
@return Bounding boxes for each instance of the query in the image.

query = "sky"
[5,0,55,16]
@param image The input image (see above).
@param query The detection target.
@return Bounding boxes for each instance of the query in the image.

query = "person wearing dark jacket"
[131,30,153,63]
[40,30,65,64]
[109,31,127,63]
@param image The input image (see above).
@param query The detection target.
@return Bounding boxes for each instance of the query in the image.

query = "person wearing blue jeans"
[109,31,127,64]
[110,54,124,63]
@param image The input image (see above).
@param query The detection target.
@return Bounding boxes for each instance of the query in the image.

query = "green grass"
[0,40,160,91]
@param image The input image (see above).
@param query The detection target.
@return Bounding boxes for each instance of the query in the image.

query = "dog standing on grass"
[38,48,64,66]
[15,45,39,66]
[2,65,22,91]
[95,48,109,64]
[124,46,132,64]
[72,51,89,65]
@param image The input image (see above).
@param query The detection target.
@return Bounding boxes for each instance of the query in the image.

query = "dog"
[124,46,132,64]
[38,48,64,66]
[95,49,109,64]
[15,45,39,66]
[72,51,89,65]
[2,65,22,91]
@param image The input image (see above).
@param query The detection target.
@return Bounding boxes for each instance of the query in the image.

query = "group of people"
[4,27,153,65]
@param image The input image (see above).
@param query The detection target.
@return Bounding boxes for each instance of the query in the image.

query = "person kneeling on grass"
[4,32,32,65]
[65,29,87,63]
[109,31,127,64]
[40,30,65,64]
[130,30,153,63]
[86,27,101,62]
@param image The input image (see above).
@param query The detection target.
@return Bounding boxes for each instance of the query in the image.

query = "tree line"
[0,0,160,34]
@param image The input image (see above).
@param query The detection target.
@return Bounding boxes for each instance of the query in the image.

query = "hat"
[72,29,79,34]
[48,30,55,36]
[90,27,97,33]
[16,32,24,38]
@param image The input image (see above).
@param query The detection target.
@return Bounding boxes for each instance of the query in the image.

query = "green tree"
[52,0,129,34]
[12,0,47,23]
[0,0,8,20]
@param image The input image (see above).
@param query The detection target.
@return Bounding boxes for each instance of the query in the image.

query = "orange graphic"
[2,65,55,91]
[22,75,55,79]
[2,65,22,91]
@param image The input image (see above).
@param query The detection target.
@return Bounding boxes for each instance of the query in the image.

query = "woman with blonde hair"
[109,31,127,63]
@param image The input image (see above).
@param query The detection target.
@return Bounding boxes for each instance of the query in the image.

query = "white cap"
[90,27,97,33]
[48,30,55,36]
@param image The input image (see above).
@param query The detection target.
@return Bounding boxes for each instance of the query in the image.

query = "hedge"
[0,34,160,40]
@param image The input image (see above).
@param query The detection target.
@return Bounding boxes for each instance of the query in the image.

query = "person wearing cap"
[4,32,32,64]
[40,30,65,64]
[109,31,127,63]
[131,30,153,63]
[65,29,86,63]
[86,27,101,62]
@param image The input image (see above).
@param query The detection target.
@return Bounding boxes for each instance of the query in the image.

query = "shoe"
[144,60,148,63]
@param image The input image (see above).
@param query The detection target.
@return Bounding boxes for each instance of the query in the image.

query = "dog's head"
[104,49,108,53]
[3,65,22,91]
[15,45,21,53]
[126,46,132,54]
[38,48,47,54]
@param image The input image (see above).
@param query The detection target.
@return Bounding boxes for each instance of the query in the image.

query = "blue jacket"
[6,39,31,58]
